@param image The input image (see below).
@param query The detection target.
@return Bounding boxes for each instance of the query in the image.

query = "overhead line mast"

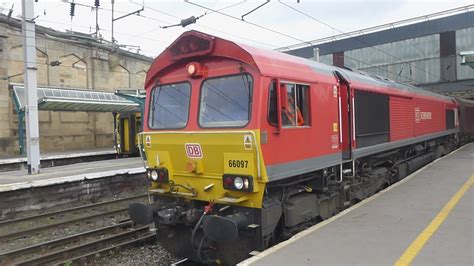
[21,0,40,174]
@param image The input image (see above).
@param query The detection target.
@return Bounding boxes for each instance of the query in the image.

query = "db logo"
[185,143,203,158]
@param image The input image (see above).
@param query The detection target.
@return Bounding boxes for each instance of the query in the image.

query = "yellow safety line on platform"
[394,174,474,266]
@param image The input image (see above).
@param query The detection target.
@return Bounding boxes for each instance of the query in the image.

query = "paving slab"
[0,148,117,165]
[0,157,144,192]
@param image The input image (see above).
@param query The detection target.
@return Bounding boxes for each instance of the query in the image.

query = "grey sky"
[1,0,472,57]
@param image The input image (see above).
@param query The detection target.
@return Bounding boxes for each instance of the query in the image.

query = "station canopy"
[11,85,140,112]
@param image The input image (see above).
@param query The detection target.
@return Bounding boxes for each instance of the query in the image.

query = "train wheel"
[215,236,255,265]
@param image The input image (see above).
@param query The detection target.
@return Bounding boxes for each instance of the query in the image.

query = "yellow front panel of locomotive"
[142,130,267,208]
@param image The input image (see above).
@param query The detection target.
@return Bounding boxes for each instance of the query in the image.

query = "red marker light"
[223,177,233,187]
[158,171,165,181]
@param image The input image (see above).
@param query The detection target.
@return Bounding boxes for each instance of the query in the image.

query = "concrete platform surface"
[0,148,117,165]
[0,157,144,192]
[240,143,474,266]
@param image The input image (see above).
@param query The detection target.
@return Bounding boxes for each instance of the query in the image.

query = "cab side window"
[267,81,310,127]
[282,83,309,127]
[268,80,277,125]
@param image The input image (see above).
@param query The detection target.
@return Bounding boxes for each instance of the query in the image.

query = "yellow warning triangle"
[244,136,251,144]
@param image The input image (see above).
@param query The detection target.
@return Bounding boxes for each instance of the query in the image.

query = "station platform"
[240,143,473,266]
[0,148,117,165]
[0,157,144,192]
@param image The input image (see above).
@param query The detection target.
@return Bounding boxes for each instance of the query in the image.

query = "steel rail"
[0,208,129,242]
[0,194,146,226]
[14,226,152,265]
[56,233,155,265]
[0,221,133,262]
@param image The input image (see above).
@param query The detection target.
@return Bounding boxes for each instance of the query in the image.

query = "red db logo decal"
[185,143,203,158]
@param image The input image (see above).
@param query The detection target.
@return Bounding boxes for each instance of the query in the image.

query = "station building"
[283,8,474,99]
[0,14,152,156]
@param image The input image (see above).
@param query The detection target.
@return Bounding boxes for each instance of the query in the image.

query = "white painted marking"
[0,167,146,193]
[244,135,253,150]
[185,143,203,158]
[338,91,342,143]
[237,143,471,265]
[145,135,152,147]
[0,150,117,165]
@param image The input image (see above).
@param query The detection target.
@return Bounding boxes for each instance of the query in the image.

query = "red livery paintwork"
[390,96,414,141]
[413,97,448,136]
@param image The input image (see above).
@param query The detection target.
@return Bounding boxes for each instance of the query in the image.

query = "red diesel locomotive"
[129,31,471,264]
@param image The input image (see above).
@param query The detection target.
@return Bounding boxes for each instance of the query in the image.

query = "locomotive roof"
[148,31,453,103]
[238,42,453,102]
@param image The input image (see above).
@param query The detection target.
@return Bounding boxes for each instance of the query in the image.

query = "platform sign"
[185,143,203,158]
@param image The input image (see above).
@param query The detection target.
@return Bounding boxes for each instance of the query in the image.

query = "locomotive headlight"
[222,174,253,192]
[243,178,249,189]
[233,176,244,190]
[150,170,159,181]
[186,62,205,78]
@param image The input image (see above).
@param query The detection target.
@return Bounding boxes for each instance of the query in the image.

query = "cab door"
[335,71,353,160]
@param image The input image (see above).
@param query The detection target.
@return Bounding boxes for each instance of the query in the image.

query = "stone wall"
[0,15,152,156]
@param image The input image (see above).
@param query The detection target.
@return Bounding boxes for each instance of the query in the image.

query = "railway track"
[0,194,153,265]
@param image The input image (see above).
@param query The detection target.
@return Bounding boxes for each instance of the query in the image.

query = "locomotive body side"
[335,69,459,160]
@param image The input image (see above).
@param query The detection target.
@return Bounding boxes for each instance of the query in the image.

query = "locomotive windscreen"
[198,74,253,128]
[354,90,390,148]
[149,82,191,129]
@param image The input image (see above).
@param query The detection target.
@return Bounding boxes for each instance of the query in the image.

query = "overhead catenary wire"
[184,0,423,84]
[1,3,172,50]
[3,0,278,53]
[4,21,417,83]
[277,4,474,51]
[185,0,312,46]
[13,1,420,83]
[278,1,442,81]
[3,2,269,61]
[55,0,277,49]
[132,0,278,48]
[4,1,439,83]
